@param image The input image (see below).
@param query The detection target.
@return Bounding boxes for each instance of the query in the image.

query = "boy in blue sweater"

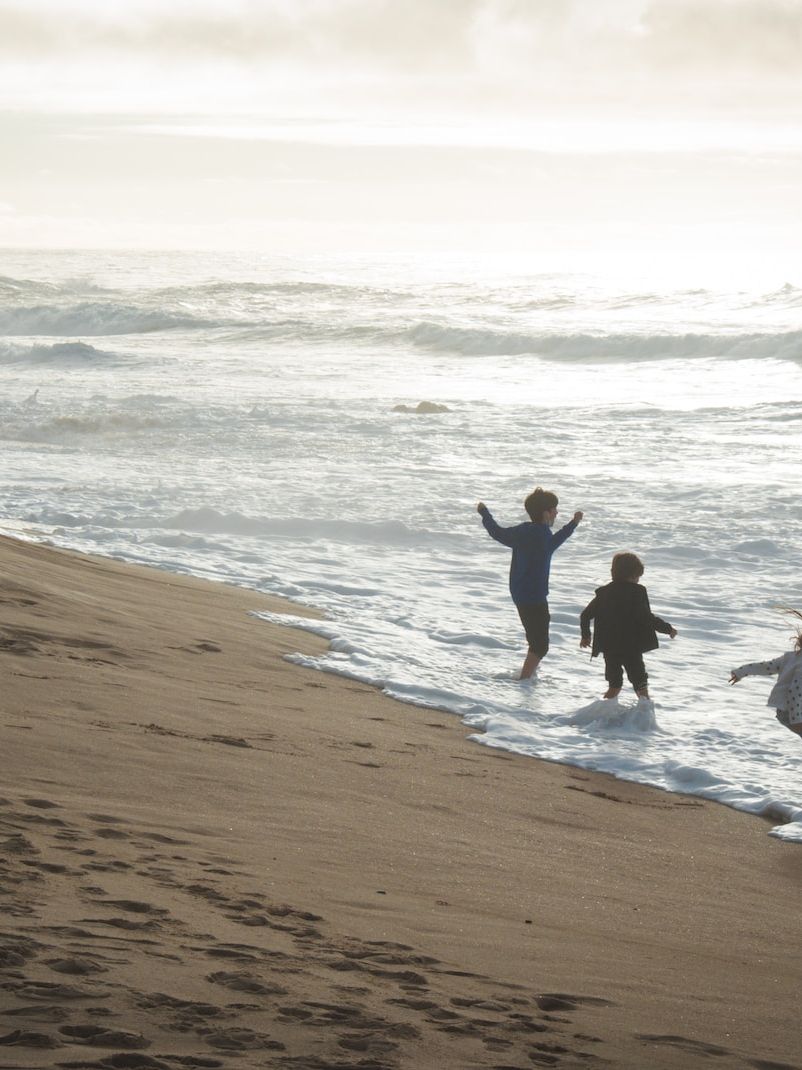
[477,487,583,679]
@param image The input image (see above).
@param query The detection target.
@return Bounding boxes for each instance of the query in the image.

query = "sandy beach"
[1,533,800,1070]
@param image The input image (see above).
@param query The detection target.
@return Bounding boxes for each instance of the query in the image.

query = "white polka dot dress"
[732,650,802,727]
[787,671,802,726]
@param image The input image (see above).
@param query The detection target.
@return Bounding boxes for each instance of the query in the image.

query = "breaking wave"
[0,303,217,336]
[0,341,120,364]
[163,507,449,547]
[407,322,802,363]
[0,412,174,442]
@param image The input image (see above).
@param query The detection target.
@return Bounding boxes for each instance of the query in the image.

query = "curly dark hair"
[611,552,644,582]
[784,608,802,652]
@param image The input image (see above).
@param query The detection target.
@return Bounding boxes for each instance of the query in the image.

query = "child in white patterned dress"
[730,611,802,740]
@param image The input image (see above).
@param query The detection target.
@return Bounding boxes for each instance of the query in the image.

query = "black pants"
[603,651,647,691]
[516,602,549,656]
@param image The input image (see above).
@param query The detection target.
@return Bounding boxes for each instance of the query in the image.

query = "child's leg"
[516,603,549,680]
[781,707,802,739]
[520,649,542,679]
[603,654,623,699]
[623,654,649,698]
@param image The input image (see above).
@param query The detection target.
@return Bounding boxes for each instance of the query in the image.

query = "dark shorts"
[516,602,549,656]
[603,652,648,691]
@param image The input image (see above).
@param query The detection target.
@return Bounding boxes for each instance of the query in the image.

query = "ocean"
[2,248,801,841]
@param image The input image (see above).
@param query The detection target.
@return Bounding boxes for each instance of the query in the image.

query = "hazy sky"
[2,0,801,272]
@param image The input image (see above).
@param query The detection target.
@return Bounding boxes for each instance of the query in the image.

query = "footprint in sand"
[749,1061,802,1070]
[451,997,512,1012]
[202,945,260,963]
[636,1033,733,1058]
[81,859,133,872]
[85,917,160,932]
[206,971,287,997]
[199,1026,284,1051]
[536,993,614,1012]
[184,883,229,904]
[0,935,39,967]
[59,1024,149,1049]
[94,900,168,917]
[46,957,107,976]
[56,1056,171,1069]
[5,980,103,1002]
[1,1004,71,1023]
[200,735,252,748]
[0,1028,62,1048]
[0,832,39,854]
[0,631,41,654]
[29,860,75,874]
[136,993,227,1021]
[16,809,67,828]
[504,1013,550,1035]
[338,1032,400,1054]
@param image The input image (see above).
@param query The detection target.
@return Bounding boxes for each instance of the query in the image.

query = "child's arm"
[551,510,583,551]
[641,588,677,639]
[579,598,596,648]
[476,503,517,547]
[652,614,678,639]
[729,657,784,684]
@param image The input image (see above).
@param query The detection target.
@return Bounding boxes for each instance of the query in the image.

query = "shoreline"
[1,533,801,1068]
[190,553,802,844]
[11,526,802,842]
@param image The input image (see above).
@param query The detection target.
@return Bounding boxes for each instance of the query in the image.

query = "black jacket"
[580,581,673,658]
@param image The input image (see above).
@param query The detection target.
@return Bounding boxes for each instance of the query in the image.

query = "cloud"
[0,0,801,118]
[0,0,483,68]
[1,0,800,70]
[642,0,802,74]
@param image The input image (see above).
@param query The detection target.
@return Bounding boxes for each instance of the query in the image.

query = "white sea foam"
[2,249,801,845]
[0,340,119,364]
[0,302,215,336]
[407,322,802,362]
[562,697,659,732]
[164,508,440,546]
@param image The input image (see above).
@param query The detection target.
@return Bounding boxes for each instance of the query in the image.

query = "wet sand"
[1,534,800,1069]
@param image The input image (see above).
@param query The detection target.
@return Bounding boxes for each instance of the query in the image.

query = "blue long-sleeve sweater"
[479,505,577,605]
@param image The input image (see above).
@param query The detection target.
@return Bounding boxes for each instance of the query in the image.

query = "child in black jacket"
[580,552,677,699]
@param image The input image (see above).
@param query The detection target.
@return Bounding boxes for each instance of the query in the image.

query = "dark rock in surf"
[392,401,449,414]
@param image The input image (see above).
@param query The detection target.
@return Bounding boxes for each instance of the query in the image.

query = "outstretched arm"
[551,511,582,551]
[729,657,784,684]
[476,502,517,548]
